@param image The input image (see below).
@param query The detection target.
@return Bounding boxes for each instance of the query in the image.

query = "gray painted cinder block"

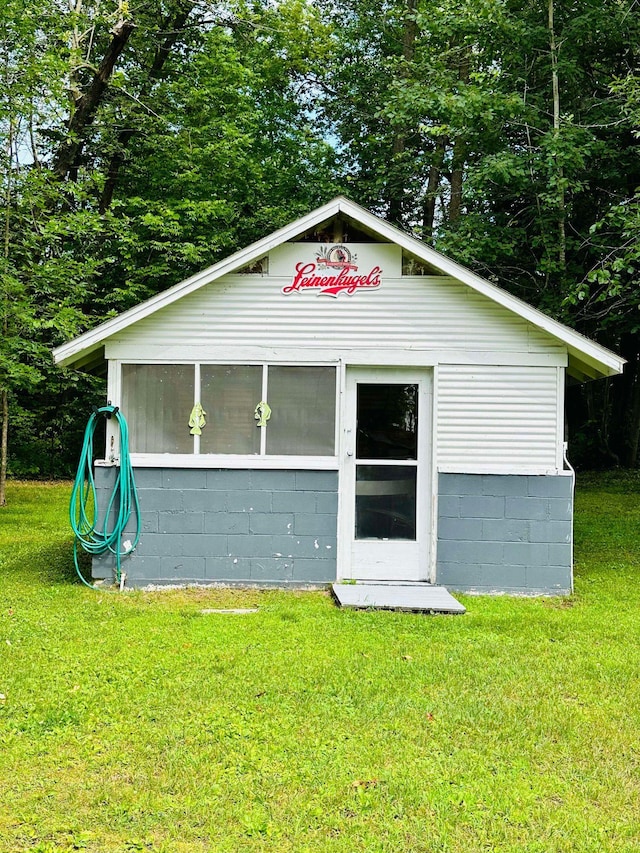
[158,511,204,535]
[271,534,334,559]
[482,518,528,542]
[94,466,116,488]
[438,539,503,565]
[527,475,573,498]
[123,511,158,535]
[250,558,294,581]
[460,495,504,519]
[315,491,339,514]
[295,471,338,491]
[439,473,484,495]
[505,496,549,521]
[438,495,460,518]
[503,542,549,566]
[92,551,114,579]
[182,490,226,513]
[437,472,573,595]
[226,490,272,513]
[438,517,484,541]
[227,534,278,558]
[529,521,571,544]
[135,533,185,557]
[140,490,182,512]
[272,491,316,513]
[548,499,572,521]
[526,565,571,591]
[182,534,228,558]
[250,470,297,491]
[294,513,337,535]
[122,555,161,580]
[548,543,572,565]
[162,469,207,490]
[482,475,528,497]
[206,469,252,490]
[205,556,251,580]
[204,512,249,535]
[93,466,338,587]
[250,513,294,534]
[293,558,337,582]
[132,468,163,489]
[160,555,206,579]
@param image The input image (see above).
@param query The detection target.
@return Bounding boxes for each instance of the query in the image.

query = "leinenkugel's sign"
[282,245,382,297]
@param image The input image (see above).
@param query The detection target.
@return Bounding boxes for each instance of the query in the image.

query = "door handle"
[346,449,354,457]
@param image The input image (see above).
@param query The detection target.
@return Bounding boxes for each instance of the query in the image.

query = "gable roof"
[53,196,624,380]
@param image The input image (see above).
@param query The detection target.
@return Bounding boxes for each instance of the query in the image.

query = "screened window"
[122,364,195,453]
[267,366,336,456]
[200,365,262,454]
[121,363,337,457]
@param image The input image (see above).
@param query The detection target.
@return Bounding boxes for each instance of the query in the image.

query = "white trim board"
[97,455,340,470]
[53,197,624,379]
[104,345,569,369]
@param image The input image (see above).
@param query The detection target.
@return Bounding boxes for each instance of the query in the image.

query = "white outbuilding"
[54,197,624,594]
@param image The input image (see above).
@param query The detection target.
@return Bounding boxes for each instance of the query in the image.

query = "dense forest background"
[1,0,639,496]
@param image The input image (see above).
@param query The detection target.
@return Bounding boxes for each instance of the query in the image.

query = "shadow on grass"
[5,538,88,587]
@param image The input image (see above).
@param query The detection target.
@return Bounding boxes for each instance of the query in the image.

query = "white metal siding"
[108,274,565,356]
[437,364,560,473]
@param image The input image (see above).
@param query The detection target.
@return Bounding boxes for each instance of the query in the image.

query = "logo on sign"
[282,245,382,297]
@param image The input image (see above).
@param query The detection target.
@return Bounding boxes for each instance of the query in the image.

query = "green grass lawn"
[1,478,639,853]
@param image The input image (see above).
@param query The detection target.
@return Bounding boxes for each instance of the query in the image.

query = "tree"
[1,0,342,494]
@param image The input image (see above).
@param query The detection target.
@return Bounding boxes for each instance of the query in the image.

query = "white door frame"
[337,366,434,582]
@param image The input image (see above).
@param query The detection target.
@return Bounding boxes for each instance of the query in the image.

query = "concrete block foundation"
[436,473,573,595]
[93,467,338,587]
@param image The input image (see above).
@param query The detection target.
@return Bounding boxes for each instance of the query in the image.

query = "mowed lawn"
[0,478,638,853]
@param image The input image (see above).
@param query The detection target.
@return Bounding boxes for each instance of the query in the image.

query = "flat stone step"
[332,582,465,614]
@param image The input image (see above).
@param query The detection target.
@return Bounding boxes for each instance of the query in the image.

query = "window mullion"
[193,363,201,455]
[260,364,268,456]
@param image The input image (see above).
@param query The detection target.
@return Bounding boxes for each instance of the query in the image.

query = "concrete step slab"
[332,582,465,614]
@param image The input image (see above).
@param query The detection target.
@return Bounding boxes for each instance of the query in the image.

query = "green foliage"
[0,0,343,478]
[0,478,639,851]
[1,0,640,473]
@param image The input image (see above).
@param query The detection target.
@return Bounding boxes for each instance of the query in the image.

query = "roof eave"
[53,195,625,379]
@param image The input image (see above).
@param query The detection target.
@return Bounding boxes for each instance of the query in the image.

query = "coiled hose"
[70,405,141,589]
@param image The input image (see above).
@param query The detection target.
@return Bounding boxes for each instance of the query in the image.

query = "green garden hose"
[70,405,140,589]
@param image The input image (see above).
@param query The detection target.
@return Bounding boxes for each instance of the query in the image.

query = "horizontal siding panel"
[437,364,559,472]
[110,274,565,356]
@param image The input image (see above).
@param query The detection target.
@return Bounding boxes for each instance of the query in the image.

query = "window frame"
[108,359,341,470]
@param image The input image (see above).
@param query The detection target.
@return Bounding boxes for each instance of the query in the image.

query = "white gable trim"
[53,197,624,377]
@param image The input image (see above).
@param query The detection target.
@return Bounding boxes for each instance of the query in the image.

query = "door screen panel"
[356,384,418,460]
[355,465,417,540]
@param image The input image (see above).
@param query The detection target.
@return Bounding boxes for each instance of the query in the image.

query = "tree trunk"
[387,0,417,224]
[99,3,196,212]
[615,332,640,467]
[548,0,566,271]
[52,17,136,181]
[422,136,445,237]
[625,373,640,467]
[0,388,7,506]
[1,115,12,507]
[448,50,470,223]
[449,136,464,223]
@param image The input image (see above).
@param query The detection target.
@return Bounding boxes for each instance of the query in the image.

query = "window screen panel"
[200,365,262,454]
[122,364,195,453]
[266,366,336,456]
